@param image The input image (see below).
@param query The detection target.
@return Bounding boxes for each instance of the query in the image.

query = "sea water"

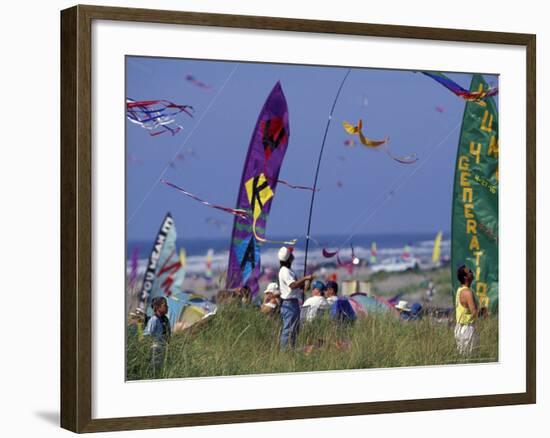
[126,231,450,276]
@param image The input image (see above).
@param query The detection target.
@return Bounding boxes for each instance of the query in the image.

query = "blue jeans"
[280,299,300,351]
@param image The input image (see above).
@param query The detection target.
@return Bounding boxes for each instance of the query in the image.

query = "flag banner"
[137,213,185,313]
[451,74,499,313]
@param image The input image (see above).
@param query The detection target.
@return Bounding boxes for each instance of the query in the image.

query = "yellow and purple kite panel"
[226,82,291,296]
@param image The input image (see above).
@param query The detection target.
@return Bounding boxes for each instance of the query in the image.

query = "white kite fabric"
[126,98,194,136]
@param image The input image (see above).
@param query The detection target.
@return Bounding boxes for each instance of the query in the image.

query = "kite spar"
[303,68,352,277]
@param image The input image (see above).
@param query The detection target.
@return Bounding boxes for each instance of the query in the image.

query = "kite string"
[303,68,352,276]
[126,63,240,226]
[333,120,462,251]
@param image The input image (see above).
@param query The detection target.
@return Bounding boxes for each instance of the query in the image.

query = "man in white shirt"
[302,280,330,322]
[278,246,314,351]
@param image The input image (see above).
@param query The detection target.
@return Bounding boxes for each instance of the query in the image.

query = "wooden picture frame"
[61,4,536,433]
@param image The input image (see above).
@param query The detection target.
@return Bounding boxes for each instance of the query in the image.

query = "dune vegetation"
[127,300,498,381]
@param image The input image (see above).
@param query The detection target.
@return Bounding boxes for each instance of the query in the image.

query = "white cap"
[395,300,411,312]
[264,282,280,295]
[278,246,294,262]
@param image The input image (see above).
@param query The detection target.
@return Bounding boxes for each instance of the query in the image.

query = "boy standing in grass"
[143,296,171,376]
[454,265,479,355]
[278,246,314,351]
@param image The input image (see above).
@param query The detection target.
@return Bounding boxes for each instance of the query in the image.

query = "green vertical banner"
[451,74,499,313]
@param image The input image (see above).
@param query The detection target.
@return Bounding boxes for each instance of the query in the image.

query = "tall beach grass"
[127,303,498,380]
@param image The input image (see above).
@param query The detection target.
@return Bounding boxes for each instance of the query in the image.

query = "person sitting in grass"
[301,280,330,322]
[143,296,171,376]
[325,280,356,324]
[325,280,339,305]
[261,282,281,316]
[395,300,413,320]
[409,302,423,320]
[395,300,423,321]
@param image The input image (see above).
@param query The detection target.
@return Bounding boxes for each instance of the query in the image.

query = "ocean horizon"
[127,231,450,276]
[127,230,449,258]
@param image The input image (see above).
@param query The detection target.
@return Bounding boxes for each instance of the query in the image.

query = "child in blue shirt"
[143,296,171,376]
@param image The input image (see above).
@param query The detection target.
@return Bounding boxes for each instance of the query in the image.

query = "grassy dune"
[126,302,498,380]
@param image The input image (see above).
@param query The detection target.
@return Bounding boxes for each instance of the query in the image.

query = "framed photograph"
[60,4,536,433]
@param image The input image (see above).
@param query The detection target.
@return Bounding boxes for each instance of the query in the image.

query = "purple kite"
[422,72,498,101]
[226,82,294,296]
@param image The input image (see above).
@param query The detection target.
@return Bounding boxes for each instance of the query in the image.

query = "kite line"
[126,64,240,226]
[303,68,352,276]
[324,120,463,254]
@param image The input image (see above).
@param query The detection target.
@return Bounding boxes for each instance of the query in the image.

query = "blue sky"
[125,56,497,245]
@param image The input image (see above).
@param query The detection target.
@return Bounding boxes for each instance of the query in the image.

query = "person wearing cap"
[301,280,330,322]
[261,282,281,316]
[278,246,314,350]
[454,265,479,355]
[395,300,413,320]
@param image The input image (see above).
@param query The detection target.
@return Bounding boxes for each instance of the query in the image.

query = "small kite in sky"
[126,98,194,136]
[168,153,186,169]
[344,139,356,147]
[336,180,344,188]
[387,153,418,165]
[323,248,339,258]
[422,72,498,101]
[323,243,358,273]
[185,74,212,90]
[385,145,419,164]
[161,179,249,219]
[343,120,388,148]
[435,105,445,113]
[343,120,417,165]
